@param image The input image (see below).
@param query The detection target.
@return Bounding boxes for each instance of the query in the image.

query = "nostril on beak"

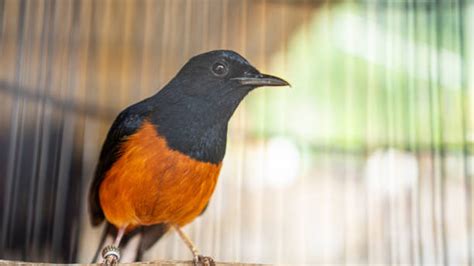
[243,70,261,78]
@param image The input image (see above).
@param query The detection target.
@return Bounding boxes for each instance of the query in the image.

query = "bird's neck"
[146,82,249,164]
[149,98,230,164]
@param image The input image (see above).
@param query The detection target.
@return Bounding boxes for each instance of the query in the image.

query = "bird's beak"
[232,73,290,87]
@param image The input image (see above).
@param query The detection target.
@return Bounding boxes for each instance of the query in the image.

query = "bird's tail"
[135,223,170,261]
[91,223,169,263]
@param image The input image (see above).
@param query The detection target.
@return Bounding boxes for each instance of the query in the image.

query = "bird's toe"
[193,255,215,266]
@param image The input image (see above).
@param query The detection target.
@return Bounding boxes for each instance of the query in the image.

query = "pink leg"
[114,226,126,247]
[102,226,127,265]
[173,225,215,266]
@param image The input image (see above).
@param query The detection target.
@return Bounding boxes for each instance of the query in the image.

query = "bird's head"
[152,50,289,163]
[161,50,289,121]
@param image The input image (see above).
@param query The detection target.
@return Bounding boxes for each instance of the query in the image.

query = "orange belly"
[99,121,222,230]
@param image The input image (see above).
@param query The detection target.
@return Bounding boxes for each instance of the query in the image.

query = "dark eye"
[211,62,228,77]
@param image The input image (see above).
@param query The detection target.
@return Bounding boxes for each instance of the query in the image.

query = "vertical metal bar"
[0,0,26,253]
[25,0,46,257]
[0,0,5,43]
[51,0,80,260]
[31,0,55,256]
[77,0,100,260]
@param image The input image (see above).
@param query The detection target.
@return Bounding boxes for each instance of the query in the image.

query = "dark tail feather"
[135,223,169,261]
[91,223,169,263]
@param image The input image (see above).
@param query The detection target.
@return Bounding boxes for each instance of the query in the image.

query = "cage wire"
[0,0,473,264]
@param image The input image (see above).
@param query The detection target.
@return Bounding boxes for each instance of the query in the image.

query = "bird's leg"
[114,226,126,246]
[172,225,215,266]
[173,225,200,259]
[102,226,126,265]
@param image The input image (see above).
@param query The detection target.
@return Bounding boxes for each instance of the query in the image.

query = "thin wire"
[0,0,5,42]
[234,0,247,262]
[192,0,210,253]
[412,2,425,264]
[146,1,163,128]
[41,0,64,259]
[118,0,135,106]
[182,0,191,59]
[382,1,394,263]
[158,0,170,89]
[392,1,403,263]
[213,0,228,259]
[405,1,420,265]
[255,0,267,262]
[365,1,375,263]
[24,0,46,258]
[138,0,153,99]
[457,0,473,264]
[96,0,113,132]
[297,0,310,262]
[165,0,181,259]
[322,1,334,263]
[426,2,443,263]
[434,1,448,265]
[273,1,287,263]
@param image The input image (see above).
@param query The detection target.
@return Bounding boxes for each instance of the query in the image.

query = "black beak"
[232,73,290,87]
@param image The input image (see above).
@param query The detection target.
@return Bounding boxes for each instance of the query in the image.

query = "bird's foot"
[193,254,215,266]
[101,245,121,265]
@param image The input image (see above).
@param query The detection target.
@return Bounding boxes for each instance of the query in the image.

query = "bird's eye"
[211,62,228,77]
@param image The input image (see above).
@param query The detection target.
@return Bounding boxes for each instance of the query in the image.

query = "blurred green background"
[248,2,472,151]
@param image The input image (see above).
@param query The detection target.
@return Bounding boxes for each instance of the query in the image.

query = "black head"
[150,50,289,163]
[165,50,289,115]
[176,50,288,93]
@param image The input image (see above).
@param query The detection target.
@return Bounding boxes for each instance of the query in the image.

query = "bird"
[88,50,289,264]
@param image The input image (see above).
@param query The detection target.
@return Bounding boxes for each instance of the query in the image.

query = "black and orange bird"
[88,50,289,264]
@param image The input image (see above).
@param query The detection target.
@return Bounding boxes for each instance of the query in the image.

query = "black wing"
[88,104,149,226]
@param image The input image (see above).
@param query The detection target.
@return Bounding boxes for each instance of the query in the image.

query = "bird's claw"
[193,254,215,266]
[101,245,121,265]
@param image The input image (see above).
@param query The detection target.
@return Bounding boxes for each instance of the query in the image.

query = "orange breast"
[99,121,222,230]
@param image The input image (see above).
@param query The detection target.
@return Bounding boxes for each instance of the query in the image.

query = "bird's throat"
[150,109,228,164]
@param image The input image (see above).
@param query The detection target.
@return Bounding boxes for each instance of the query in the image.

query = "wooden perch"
[0,260,262,266]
